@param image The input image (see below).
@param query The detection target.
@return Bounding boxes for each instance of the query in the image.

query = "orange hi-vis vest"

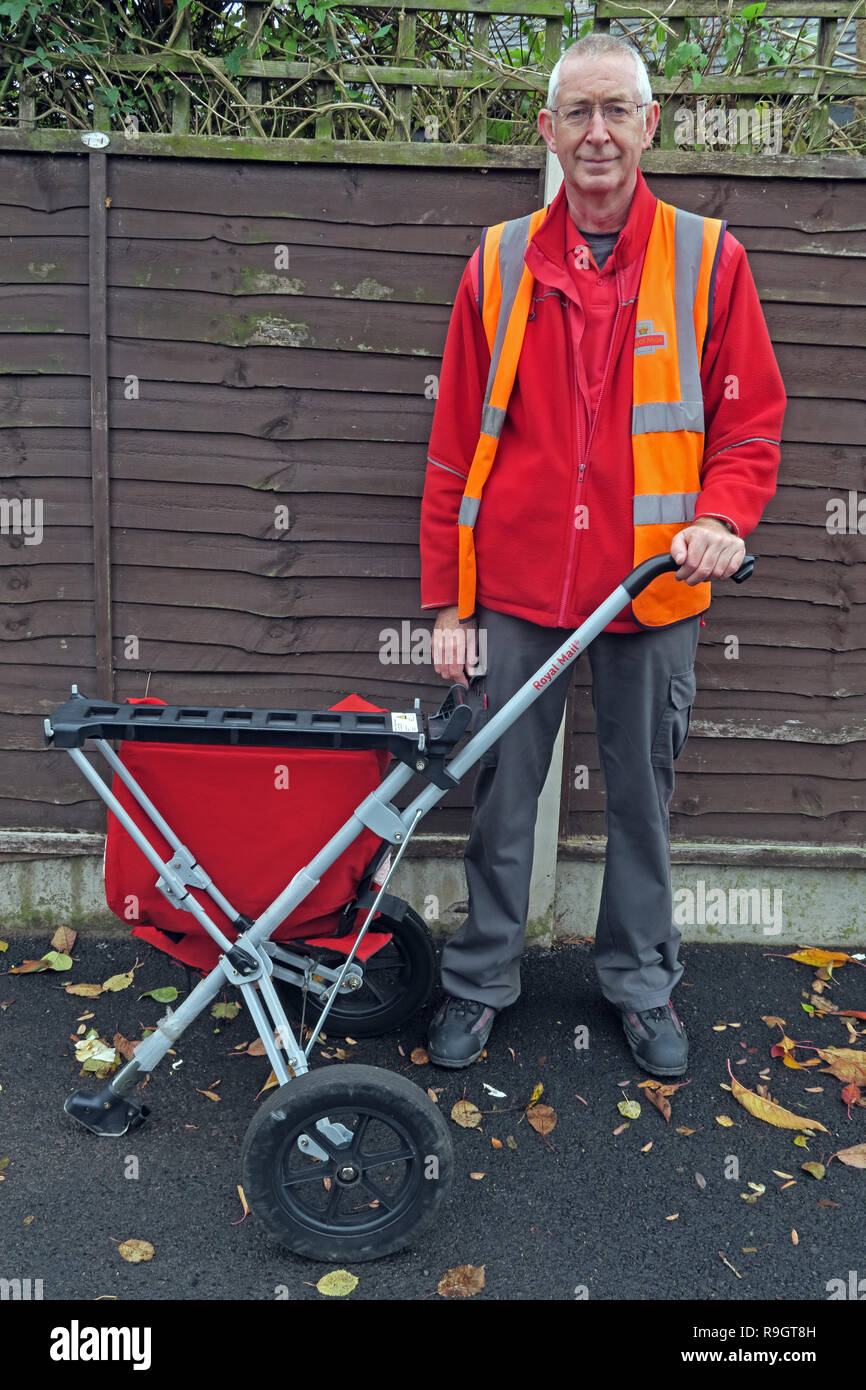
[457,198,726,626]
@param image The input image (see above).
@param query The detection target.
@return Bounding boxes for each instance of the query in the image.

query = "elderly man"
[419,34,785,1075]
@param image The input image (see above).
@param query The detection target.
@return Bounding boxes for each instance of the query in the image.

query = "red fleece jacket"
[420,168,786,631]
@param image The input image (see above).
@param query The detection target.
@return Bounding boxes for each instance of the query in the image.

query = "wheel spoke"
[357,976,388,1006]
[350,1113,372,1152]
[324,1181,344,1220]
[280,1160,336,1190]
[360,1146,414,1170]
[356,1175,397,1213]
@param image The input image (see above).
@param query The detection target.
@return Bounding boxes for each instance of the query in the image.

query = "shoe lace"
[446,996,483,1018]
[643,1006,670,1022]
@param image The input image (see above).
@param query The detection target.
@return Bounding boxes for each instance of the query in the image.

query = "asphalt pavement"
[2,932,865,1312]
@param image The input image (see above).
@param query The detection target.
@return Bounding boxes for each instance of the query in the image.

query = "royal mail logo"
[635,319,667,354]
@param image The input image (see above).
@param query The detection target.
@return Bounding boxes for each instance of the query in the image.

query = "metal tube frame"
[64,583,631,1105]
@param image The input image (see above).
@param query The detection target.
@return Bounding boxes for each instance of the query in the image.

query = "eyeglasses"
[551,101,646,129]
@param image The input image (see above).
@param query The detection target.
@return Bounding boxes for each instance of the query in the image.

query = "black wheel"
[241,1063,453,1262]
[276,903,436,1038]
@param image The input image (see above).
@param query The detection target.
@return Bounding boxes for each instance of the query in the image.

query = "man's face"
[538,54,659,202]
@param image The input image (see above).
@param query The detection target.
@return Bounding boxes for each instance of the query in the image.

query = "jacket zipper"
[556,263,628,627]
[556,301,583,627]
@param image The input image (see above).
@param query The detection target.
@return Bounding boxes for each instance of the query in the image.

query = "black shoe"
[427,995,497,1068]
[620,1000,688,1077]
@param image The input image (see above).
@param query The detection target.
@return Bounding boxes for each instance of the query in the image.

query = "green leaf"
[618,1100,641,1119]
[0,0,31,25]
[793,1134,809,1148]
[41,950,72,972]
[211,1002,240,1021]
[741,1,767,19]
[224,47,246,78]
[139,987,179,1004]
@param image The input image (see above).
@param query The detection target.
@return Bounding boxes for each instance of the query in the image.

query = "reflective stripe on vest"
[457,198,725,626]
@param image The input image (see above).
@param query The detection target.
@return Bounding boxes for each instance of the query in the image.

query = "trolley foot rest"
[64,1084,150,1137]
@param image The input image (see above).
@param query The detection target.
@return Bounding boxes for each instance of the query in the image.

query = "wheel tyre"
[277,903,436,1038]
[240,1063,453,1262]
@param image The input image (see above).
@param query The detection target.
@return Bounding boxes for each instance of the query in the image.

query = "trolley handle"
[621,551,755,599]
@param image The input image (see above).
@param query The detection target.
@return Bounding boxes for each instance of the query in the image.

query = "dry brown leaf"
[469,1172,485,1180]
[762,1015,786,1029]
[727,1060,828,1132]
[645,1087,671,1124]
[112,1032,137,1062]
[426,1088,439,1104]
[612,1122,629,1135]
[491,1137,502,1149]
[833,1143,866,1169]
[50,926,77,953]
[526,1103,557,1137]
[196,1089,221,1102]
[410,1048,429,1065]
[676,1126,696,1135]
[451,1099,482,1129]
[438,1264,485,1299]
[816,1048,866,1086]
[791,1229,799,1245]
[641,1142,653,1154]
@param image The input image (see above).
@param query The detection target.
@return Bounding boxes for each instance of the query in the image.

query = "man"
[419,34,786,1076]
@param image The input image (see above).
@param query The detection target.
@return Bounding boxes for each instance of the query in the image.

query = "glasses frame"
[549,100,648,128]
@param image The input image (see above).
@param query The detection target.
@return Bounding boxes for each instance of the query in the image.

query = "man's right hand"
[432,605,475,687]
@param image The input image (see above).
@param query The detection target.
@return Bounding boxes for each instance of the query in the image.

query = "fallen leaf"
[451,1100,482,1129]
[526,1104,557,1137]
[103,971,134,993]
[815,1048,866,1086]
[641,1142,653,1154]
[780,949,854,968]
[410,1048,428,1065]
[196,1089,221,1102]
[665,1213,679,1220]
[232,1185,250,1224]
[112,1032,137,1062]
[528,1082,543,1105]
[505,1135,517,1150]
[211,1002,241,1021]
[469,1172,485,1179]
[762,1016,786,1029]
[437,1264,485,1299]
[676,1126,696,1135]
[793,1135,809,1148]
[64,982,104,997]
[727,1060,828,1132]
[612,1123,629,1135]
[833,1143,866,1169]
[118,1239,154,1263]
[645,1088,671,1123]
[50,926,77,953]
[695,1171,706,1188]
[10,958,51,974]
[716,1115,736,1127]
[138,987,178,1004]
[791,1229,799,1245]
[780,1180,797,1190]
[801,1162,825,1179]
[841,1083,863,1117]
[316,1270,358,1297]
[426,1088,439,1103]
[617,1100,641,1119]
[491,1137,502,1149]
[817,1200,839,1207]
[773,1170,795,1179]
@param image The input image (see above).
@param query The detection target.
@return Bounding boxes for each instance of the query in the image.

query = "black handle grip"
[621,552,755,599]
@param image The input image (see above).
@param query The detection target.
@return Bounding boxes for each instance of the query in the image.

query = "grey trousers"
[439,603,701,1012]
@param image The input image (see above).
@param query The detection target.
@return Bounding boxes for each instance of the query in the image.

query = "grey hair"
[546,34,653,115]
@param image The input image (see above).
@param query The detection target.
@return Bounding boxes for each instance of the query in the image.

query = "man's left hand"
[670,517,746,586]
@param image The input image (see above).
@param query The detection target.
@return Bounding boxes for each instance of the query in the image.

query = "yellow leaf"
[197,1089,221,1102]
[65,983,104,997]
[527,1103,557,1136]
[437,1264,485,1299]
[617,1100,641,1119]
[236,1185,250,1218]
[716,1115,736,1127]
[727,1061,828,1132]
[791,1229,799,1245]
[780,1180,796,1190]
[801,1162,825,1179]
[426,1088,439,1104]
[528,1082,543,1105]
[676,1126,696,1135]
[491,1137,502,1149]
[118,1239,154,1264]
[451,1100,482,1129]
[665,1213,679,1220]
[784,949,853,968]
[816,1048,866,1085]
[469,1172,485,1179]
[316,1270,358,1297]
[102,971,134,993]
[641,1141,653,1153]
[773,1170,795,1179]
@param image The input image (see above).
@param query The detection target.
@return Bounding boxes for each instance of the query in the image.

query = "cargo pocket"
[650,669,697,767]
